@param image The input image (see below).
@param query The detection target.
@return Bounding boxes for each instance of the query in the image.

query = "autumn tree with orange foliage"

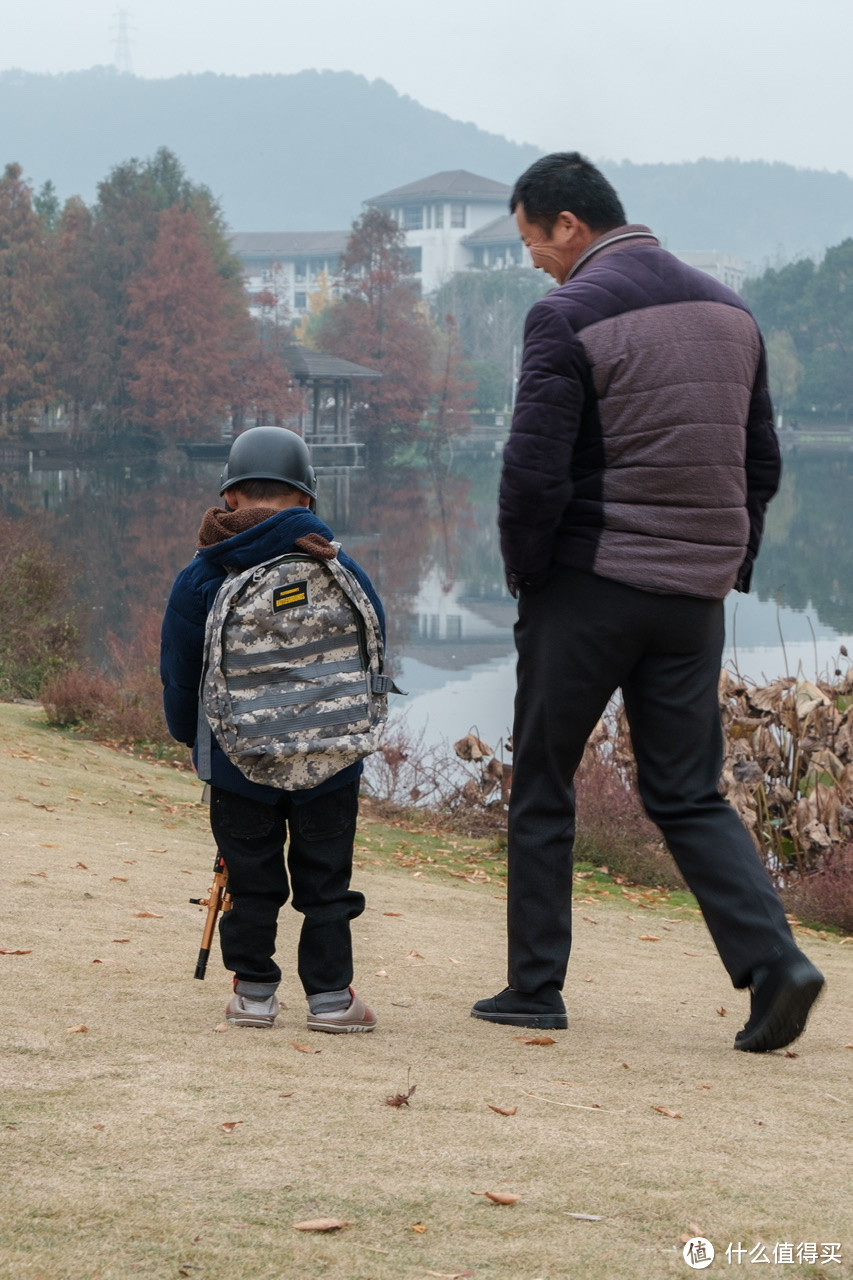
[0,164,55,430]
[123,206,246,439]
[3,149,297,443]
[313,207,435,456]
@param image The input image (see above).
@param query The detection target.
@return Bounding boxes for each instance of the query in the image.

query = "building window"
[295,263,306,282]
[450,203,466,228]
[294,292,307,310]
[404,246,422,273]
[402,205,424,231]
[434,204,444,229]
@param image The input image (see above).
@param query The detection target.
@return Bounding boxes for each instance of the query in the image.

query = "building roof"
[230,231,348,259]
[366,169,512,205]
[463,213,520,245]
[283,346,381,381]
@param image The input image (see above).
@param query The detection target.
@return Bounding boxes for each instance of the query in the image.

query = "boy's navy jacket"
[160,506,386,805]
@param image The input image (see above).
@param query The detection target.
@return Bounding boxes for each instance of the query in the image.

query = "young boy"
[160,427,380,1033]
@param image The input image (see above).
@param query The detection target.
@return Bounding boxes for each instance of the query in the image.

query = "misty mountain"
[2,67,852,270]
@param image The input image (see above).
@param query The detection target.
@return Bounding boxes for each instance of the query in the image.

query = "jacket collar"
[568,224,659,280]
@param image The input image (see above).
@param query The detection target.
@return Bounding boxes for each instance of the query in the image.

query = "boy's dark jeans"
[209,781,363,996]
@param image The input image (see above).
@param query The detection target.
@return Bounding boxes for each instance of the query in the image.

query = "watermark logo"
[683,1237,715,1269]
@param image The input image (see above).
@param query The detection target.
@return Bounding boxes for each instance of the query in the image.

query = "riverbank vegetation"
[10,521,848,934]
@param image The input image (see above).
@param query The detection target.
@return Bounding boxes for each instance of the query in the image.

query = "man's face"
[516,205,590,285]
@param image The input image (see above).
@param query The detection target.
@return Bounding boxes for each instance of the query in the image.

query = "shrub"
[41,609,173,750]
[574,752,685,890]
[782,844,853,934]
[41,668,115,726]
[0,517,80,698]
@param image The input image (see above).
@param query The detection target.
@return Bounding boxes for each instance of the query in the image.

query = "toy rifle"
[189,850,231,980]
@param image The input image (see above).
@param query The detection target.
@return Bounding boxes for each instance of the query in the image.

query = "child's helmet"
[219,427,317,499]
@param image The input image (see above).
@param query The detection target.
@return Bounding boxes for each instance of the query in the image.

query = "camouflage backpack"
[199,538,400,789]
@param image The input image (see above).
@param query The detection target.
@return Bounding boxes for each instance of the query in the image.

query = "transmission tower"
[112,9,135,74]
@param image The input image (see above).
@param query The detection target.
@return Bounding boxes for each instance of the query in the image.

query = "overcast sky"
[3,0,852,176]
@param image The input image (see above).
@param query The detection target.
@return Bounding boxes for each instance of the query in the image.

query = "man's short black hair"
[510,152,626,234]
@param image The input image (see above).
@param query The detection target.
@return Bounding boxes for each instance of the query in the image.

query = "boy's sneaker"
[307,987,377,1034]
[225,991,281,1028]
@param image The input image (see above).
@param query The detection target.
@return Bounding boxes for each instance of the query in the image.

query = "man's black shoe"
[734,952,825,1053]
[471,986,568,1030]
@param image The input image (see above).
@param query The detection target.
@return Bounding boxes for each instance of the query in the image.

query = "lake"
[2,440,852,755]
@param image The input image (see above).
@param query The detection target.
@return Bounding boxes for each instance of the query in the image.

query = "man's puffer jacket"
[160,506,385,805]
[499,225,781,600]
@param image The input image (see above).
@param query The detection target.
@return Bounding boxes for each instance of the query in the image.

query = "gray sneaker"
[306,988,377,1034]
[225,991,281,1028]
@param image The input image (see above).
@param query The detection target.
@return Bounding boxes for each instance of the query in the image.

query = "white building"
[670,249,746,292]
[231,169,745,317]
[363,169,514,293]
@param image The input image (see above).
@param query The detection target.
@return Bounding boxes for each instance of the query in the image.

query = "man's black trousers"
[507,565,794,995]
[209,780,363,995]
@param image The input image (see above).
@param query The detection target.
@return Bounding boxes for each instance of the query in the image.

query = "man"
[471,152,824,1052]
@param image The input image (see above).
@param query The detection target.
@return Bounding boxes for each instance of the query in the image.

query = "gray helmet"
[219,427,317,499]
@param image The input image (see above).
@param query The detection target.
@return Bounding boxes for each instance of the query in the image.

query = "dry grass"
[2,702,852,1280]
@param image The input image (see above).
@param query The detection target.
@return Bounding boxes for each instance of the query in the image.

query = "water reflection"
[2,443,852,752]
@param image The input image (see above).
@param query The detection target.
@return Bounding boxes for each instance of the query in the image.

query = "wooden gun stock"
[189,851,231,980]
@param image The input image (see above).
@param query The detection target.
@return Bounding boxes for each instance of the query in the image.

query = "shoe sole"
[734,971,825,1053]
[306,1020,376,1034]
[470,1009,568,1030]
[226,1015,277,1028]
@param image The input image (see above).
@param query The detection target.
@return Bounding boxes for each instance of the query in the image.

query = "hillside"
[2,68,853,267]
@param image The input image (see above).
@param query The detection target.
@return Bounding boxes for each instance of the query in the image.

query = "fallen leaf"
[487,1104,517,1116]
[93,1124,106,1131]
[133,912,163,919]
[383,912,403,917]
[112,939,130,944]
[291,1041,321,1054]
[565,1212,604,1221]
[385,1081,416,1108]
[514,1035,556,1046]
[405,950,424,959]
[785,1050,799,1058]
[652,1106,682,1119]
[74,862,88,870]
[279,1092,294,1098]
[213,1022,229,1033]
[66,1025,88,1034]
[375,969,388,977]
[221,1121,243,1133]
[293,1218,351,1232]
[426,1272,474,1279]
[638,935,660,942]
[481,1191,521,1205]
[111,877,128,882]
[717,1006,727,1017]
[0,949,32,955]
[410,1222,427,1233]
